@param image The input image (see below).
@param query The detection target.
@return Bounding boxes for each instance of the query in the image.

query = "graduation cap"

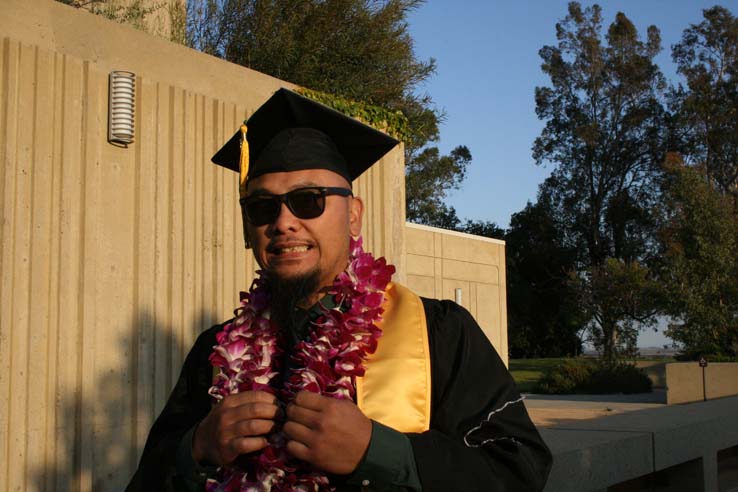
[211,88,399,197]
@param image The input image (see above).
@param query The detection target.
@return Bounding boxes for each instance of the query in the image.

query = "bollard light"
[108,71,136,145]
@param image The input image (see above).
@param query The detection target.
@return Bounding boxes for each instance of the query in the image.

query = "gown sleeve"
[124,323,224,492]
[406,299,552,492]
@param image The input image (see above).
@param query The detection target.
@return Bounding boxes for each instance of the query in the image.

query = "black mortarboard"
[211,88,399,196]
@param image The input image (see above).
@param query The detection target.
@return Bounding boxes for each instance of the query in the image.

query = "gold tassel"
[239,123,249,198]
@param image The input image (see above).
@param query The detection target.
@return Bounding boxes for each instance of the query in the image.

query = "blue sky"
[407,0,734,229]
[407,1,737,348]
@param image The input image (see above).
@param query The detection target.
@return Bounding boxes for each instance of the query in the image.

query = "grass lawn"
[509,358,567,393]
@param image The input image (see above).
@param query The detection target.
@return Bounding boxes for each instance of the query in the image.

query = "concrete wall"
[666,362,738,405]
[405,223,508,364]
[70,0,186,41]
[706,363,738,400]
[542,395,738,492]
[0,1,405,491]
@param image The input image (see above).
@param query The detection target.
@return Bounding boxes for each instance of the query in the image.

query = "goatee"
[268,269,322,343]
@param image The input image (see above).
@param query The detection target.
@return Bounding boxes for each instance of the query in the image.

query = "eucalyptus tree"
[533,2,667,360]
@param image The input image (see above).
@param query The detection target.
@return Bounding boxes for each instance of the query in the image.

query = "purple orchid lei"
[206,237,396,492]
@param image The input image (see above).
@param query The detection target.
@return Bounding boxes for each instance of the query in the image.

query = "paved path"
[524,390,666,427]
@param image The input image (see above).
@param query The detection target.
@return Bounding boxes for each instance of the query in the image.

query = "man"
[126,88,551,492]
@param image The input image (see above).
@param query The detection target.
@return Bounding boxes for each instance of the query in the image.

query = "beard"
[268,268,322,343]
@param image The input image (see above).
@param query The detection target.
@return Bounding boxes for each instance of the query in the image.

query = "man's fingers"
[293,390,324,410]
[283,396,372,474]
[285,439,311,462]
[229,436,269,457]
[233,418,276,437]
[285,402,321,428]
[193,391,281,466]
[220,390,278,408]
[231,401,281,421]
[283,420,314,445]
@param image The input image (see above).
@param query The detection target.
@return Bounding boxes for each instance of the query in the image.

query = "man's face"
[244,169,363,291]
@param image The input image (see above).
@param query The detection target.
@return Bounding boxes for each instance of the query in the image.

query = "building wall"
[1,1,508,491]
[405,223,508,365]
[67,0,187,41]
[0,1,405,491]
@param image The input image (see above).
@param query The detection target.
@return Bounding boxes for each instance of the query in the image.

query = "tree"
[661,6,738,357]
[657,154,738,357]
[57,0,186,41]
[533,3,667,360]
[573,258,662,359]
[207,0,435,109]
[212,0,475,229]
[505,186,586,358]
[405,145,471,227]
[670,6,738,206]
[184,0,471,227]
[459,220,505,240]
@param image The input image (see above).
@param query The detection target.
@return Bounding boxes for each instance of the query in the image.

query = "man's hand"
[192,391,280,466]
[284,390,372,475]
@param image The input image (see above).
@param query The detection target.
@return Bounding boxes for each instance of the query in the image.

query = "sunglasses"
[240,186,353,226]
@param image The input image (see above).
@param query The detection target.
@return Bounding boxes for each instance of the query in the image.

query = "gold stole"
[355,282,431,433]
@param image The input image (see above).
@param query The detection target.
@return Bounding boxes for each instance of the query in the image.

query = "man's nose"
[270,202,301,233]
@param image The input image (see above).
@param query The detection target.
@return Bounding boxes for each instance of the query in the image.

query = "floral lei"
[206,237,395,492]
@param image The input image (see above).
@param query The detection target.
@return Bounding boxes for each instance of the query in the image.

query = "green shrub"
[581,363,653,394]
[535,359,652,394]
[536,359,594,394]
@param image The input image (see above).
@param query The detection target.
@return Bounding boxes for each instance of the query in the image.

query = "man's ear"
[349,196,364,237]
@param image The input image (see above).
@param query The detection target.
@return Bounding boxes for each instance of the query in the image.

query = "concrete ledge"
[541,396,738,492]
[542,429,653,492]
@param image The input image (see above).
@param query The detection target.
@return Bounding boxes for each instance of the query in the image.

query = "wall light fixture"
[108,71,136,146]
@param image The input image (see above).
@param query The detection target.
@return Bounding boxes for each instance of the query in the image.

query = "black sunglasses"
[240,186,353,226]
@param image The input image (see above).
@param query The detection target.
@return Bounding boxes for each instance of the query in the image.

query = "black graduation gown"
[125,298,552,491]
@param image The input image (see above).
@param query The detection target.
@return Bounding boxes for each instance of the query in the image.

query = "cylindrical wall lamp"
[455,287,462,305]
[108,71,136,145]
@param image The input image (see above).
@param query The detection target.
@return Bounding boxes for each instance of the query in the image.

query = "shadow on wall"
[29,309,218,492]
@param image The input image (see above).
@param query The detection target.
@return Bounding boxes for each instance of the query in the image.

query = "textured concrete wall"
[705,363,738,400]
[0,1,405,491]
[666,363,706,405]
[404,223,508,365]
[73,0,186,40]
[666,362,738,405]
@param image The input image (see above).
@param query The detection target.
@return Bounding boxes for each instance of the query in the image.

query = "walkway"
[525,391,666,428]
